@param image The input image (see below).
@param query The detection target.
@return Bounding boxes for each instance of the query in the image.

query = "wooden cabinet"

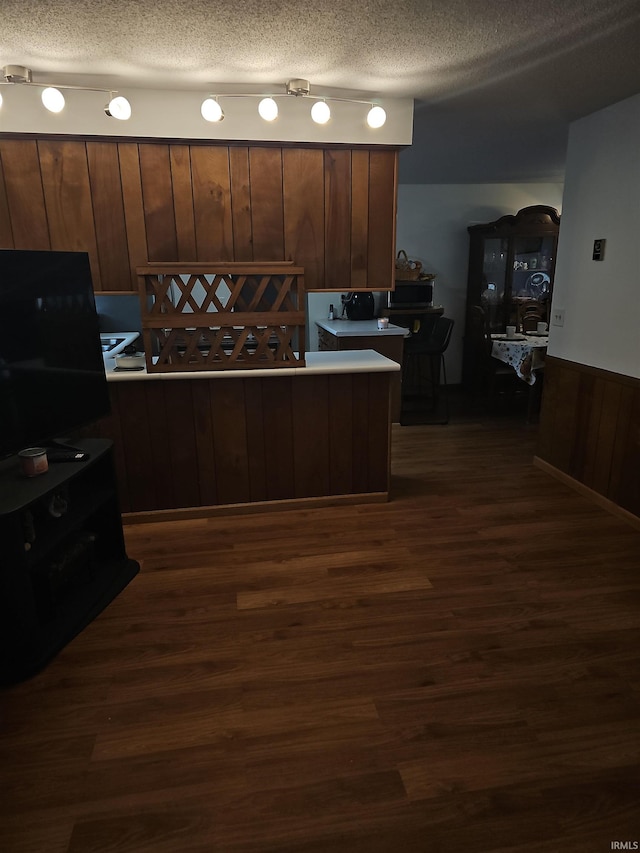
[0,138,398,293]
[0,439,139,684]
[93,363,393,516]
[316,321,405,422]
[463,205,560,387]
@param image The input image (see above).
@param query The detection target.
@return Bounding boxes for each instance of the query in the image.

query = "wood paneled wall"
[94,371,391,515]
[0,137,398,292]
[536,356,640,518]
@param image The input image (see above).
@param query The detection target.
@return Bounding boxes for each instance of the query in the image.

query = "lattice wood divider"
[136,262,306,372]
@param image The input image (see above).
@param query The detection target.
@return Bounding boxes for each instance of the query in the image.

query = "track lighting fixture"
[0,65,131,120]
[200,79,387,129]
[1,68,388,131]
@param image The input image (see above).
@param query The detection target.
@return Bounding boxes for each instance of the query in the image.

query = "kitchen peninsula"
[97,350,399,520]
[316,318,408,421]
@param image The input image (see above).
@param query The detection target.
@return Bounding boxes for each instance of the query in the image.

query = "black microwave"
[388,280,433,309]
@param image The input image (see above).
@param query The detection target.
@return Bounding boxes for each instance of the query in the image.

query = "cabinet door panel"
[191,145,233,260]
[0,139,50,250]
[367,150,397,291]
[170,145,197,262]
[350,150,370,290]
[283,148,325,289]
[229,146,253,261]
[292,375,330,498]
[39,140,101,286]
[0,171,12,248]
[210,380,251,505]
[139,143,178,262]
[118,142,149,290]
[249,147,285,261]
[87,141,131,290]
[324,149,351,290]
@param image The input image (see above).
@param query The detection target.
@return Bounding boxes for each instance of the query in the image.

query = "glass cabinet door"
[509,234,555,326]
[481,237,509,332]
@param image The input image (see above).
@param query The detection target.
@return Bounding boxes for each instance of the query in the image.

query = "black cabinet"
[463,205,560,386]
[0,439,139,685]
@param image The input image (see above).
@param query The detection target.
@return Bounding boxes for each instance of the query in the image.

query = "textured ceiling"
[2,0,640,181]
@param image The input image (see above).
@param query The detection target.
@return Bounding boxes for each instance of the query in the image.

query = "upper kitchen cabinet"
[465,205,560,333]
[0,138,398,292]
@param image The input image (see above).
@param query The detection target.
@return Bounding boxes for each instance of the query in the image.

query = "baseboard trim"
[533,456,640,532]
[122,491,389,525]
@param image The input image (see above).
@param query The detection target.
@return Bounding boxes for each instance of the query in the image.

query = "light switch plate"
[552,308,565,327]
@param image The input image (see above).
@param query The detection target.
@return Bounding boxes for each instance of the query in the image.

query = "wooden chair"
[518,300,546,332]
[466,305,519,403]
[402,316,455,422]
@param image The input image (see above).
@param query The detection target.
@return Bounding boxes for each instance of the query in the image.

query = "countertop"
[316,319,409,337]
[105,349,401,382]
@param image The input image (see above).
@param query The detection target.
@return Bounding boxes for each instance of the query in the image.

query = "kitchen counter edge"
[316,319,409,337]
[105,349,401,382]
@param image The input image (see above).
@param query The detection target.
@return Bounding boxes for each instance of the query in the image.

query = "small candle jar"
[377,317,389,330]
[18,447,49,477]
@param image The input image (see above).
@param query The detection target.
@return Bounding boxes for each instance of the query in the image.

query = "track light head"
[104,95,131,120]
[311,100,331,124]
[366,105,386,128]
[201,97,224,122]
[258,97,278,121]
[41,87,65,113]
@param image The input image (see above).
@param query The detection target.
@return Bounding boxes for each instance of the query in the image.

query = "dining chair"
[402,315,455,423]
[518,300,545,332]
[466,305,520,403]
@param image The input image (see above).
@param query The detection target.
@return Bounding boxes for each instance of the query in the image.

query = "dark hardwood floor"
[2,404,639,852]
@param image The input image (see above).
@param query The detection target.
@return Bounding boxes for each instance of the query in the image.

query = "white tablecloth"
[491,334,548,384]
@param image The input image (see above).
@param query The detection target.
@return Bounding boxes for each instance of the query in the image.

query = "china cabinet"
[462,205,560,387]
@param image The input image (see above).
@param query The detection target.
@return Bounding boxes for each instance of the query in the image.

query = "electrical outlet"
[552,308,565,327]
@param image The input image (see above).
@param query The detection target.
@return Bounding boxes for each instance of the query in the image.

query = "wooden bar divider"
[136,261,306,372]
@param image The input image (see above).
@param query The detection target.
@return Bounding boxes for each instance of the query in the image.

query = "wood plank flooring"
[2,416,640,852]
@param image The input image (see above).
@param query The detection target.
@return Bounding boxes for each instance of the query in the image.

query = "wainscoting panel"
[537,356,640,519]
[92,371,391,515]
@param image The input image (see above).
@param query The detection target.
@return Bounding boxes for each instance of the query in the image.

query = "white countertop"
[316,318,409,337]
[105,349,401,381]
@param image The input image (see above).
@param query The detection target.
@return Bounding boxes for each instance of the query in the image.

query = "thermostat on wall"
[592,239,606,261]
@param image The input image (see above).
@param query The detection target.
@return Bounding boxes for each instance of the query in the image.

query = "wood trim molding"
[0,131,405,152]
[533,455,640,532]
[122,491,389,525]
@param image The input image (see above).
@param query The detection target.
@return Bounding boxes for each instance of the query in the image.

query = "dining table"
[490,332,549,384]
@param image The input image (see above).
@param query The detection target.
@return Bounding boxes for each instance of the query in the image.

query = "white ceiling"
[2,0,640,182]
